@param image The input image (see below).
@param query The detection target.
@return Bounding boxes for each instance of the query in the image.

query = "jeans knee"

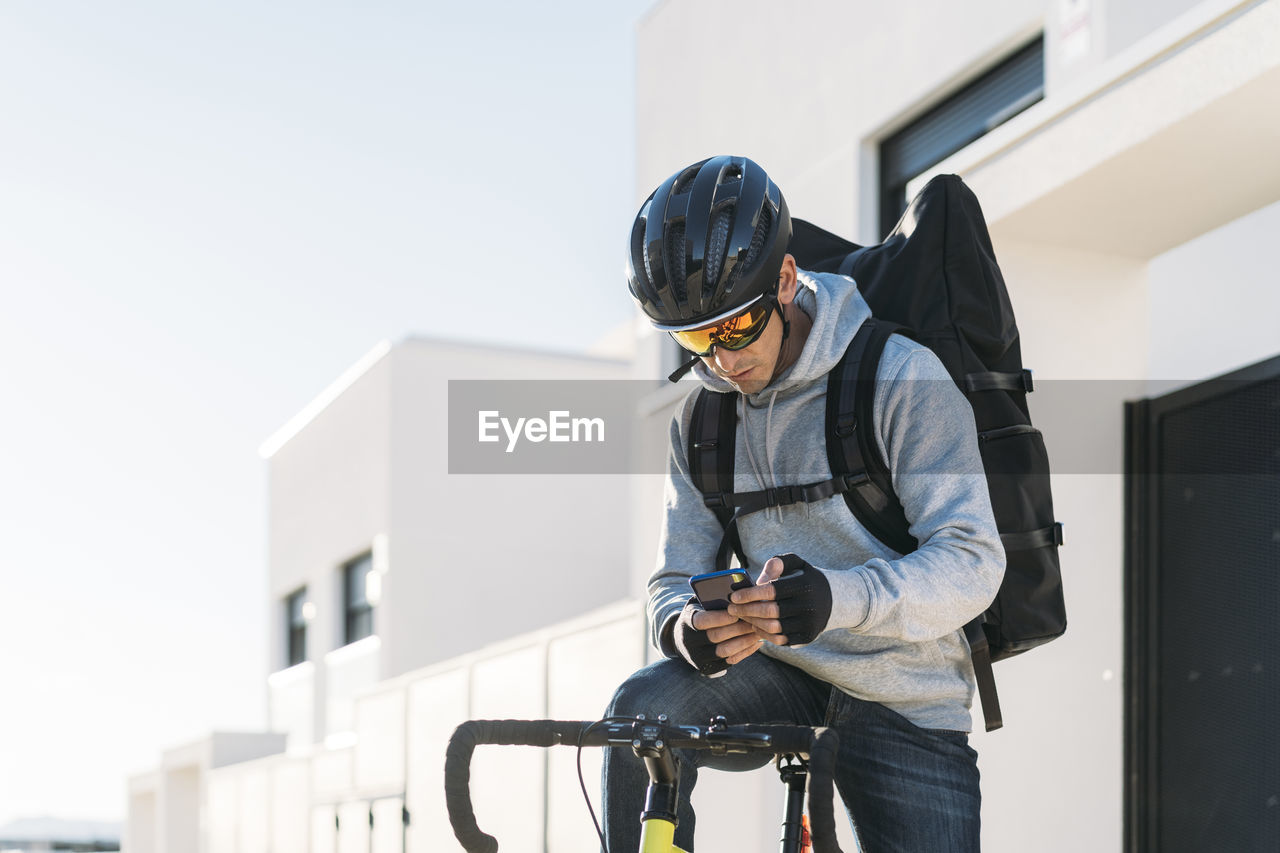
[605,659,692,719]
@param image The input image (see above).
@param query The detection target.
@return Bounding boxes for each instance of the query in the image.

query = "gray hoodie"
[650,269,1006,732]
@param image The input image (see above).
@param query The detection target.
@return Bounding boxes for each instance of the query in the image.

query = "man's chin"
[729,376,769,394]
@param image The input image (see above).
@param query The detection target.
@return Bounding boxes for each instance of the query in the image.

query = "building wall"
[1147,198,1280,381]
[636,0,1044,241]
[262,338,632,751]
[125,782,158,853]
[384,338,634,677]
[265,347,394,747]
[204,602,647,853]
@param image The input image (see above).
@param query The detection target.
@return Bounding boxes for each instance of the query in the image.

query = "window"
[879,37,1044,236]
[285,587,308,667]
[343,552,375,645]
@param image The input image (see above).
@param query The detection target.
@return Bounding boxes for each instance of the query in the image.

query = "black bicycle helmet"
[627,155,791,330]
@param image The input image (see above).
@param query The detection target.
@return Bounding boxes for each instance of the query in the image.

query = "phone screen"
[689,569,753,610]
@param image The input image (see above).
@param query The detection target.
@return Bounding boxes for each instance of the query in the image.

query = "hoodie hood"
[691,270,871,402]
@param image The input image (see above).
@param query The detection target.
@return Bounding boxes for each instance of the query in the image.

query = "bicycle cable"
[576,715,633,853]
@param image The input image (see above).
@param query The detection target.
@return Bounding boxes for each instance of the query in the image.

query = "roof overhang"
[929,0,1280,259]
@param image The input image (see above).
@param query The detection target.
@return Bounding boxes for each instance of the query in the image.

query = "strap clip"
[838,472,870,491]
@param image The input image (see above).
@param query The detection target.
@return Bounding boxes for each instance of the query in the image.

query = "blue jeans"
[601,654,981,852]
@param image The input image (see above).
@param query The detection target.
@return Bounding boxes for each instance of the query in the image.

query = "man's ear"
[777,254,799,305]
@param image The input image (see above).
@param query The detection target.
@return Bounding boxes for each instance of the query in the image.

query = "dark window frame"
[343,552,375,646]
[879,37,1044,237]
[285,587,308,667]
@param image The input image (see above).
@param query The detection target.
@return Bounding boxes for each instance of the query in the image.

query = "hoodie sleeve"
[646,390,727,656]
[822,341,1006,642]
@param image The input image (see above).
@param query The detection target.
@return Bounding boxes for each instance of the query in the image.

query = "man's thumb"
[757,556,785,585]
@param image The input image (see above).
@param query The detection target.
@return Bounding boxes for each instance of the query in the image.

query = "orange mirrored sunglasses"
[667,298,774,356]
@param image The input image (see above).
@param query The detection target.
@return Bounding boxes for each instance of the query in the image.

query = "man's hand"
[727,554,834,647]
[672,599,764,676]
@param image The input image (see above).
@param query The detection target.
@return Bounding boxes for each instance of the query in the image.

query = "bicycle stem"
[634,720,681,826]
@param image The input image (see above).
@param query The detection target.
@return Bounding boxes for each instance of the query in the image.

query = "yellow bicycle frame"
[639,816,689,853]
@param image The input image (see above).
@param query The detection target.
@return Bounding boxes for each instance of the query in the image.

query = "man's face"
[698,255,798,395]
[699,306,785,395]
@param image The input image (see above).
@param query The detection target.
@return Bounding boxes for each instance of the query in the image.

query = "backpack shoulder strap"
[688,387,747,569]
[829,321,1005,731]
[825,319,918,556]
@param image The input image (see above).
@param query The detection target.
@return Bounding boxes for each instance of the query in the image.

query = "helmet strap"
[667,354,700,383]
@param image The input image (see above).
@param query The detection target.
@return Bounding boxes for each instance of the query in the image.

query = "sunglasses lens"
[670,301,772,355]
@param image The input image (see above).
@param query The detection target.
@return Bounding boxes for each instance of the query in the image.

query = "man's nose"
[713,346,744,372]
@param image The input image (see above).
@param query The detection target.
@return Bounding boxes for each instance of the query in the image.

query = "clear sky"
[0,0,655,825]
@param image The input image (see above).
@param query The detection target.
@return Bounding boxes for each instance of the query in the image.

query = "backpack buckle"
[839,472,870,491]
[703,493,728,509]
[834,418,857,438]
[765,486,797,507]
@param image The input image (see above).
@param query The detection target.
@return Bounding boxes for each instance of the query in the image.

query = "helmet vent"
[673,167,699,195]
[724,204,773,294]
[665,221,687,299]
[744,204,772,269]
[703,204,734,290]
[721,163,743,183]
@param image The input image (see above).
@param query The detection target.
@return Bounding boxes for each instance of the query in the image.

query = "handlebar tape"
[445,720,591,852]
[738,725,843,853]
[805,728,843,853]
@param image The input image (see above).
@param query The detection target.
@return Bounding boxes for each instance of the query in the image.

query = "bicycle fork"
[778,756,812,853]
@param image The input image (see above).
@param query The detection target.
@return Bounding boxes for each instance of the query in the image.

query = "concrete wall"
[1147,198,1280,381]
[130,733,287,853]
[207,754,309,853]
[204,602,645,853]
[126,778,159,853]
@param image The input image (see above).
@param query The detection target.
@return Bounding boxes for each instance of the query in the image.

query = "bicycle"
[444,714,846,853]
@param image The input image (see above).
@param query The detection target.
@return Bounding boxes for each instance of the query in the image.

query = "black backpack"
[687,174,1065,731]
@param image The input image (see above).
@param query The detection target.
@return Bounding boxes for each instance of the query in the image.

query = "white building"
[129,0,1280,850]
[126,337,641,852]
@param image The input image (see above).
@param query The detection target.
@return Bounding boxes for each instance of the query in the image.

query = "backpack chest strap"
[703,472,870,516]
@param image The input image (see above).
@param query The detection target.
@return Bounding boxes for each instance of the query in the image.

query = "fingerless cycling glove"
[672,599,729,677]
[769,553,834,647]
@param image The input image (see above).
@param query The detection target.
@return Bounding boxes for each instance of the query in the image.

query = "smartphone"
[689,568,754,611]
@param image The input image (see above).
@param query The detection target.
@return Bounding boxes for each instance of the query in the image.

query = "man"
[602,155,1005,852]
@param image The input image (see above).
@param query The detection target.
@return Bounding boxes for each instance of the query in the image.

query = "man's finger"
[716,634,763,661]
[724,639,765,666]
[690,608,739,631]
[736,615,783,636]
[753,626,788,646]
[726,601,779,620]
[730,582,777,605]
[756,555,786,584]
[704,620,755,644]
